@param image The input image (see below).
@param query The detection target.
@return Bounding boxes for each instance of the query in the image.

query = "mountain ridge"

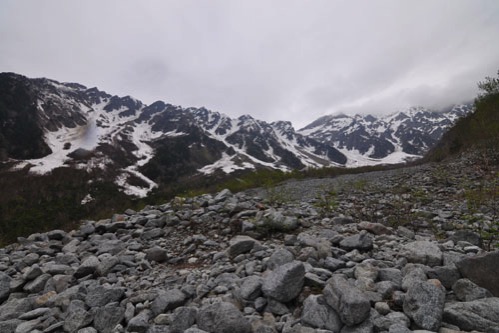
[1,72,472,198]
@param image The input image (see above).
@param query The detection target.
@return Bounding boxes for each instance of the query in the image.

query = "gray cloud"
[1,0,498,129]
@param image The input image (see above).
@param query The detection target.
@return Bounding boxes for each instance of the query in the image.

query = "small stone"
[375,302,391,315]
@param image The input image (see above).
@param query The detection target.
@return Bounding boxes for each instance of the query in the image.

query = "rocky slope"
[0,151,497,333]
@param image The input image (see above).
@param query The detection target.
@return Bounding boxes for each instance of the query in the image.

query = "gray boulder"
[197,302,251,333]
[452,278,493,301]
[74,255,100,278]
[451,230,482,247]
[170,306,198,333]
[266,248,294,270]
[145,246,168,263]
[228,235,257,257]
[323,275,370,326]
[324,257,346,272]
[85,285,125,308]
[401,266,427,291]
[426,265,461,289]
[339,230,373,251]
[400,241,442,267]
[357,221,393,235]
[151,289,187,315]
[262,261,305,303]
[261,210,299,232]
[93,303,125,333]
[456,250,499,296]
[63,300,93,333]
[443,297,499,332]
[23,273,51,294]
[0,297,33,321]
[127,310,151,333]
[403,280,445,331]
[301,295,342,331]
[0,272,11,303]
[239,276,262,301]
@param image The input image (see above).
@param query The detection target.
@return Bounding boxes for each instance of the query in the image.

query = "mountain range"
[0,72,472,197]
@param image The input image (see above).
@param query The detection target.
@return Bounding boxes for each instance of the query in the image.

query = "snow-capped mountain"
[299,105,473,166]
[0,73,346,197]
[0,73,472,197]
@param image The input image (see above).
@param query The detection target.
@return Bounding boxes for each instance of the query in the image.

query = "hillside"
[0,73,473,244]
[0,148,497,332]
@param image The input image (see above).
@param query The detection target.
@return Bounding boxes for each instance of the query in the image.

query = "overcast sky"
[1,1,498,129]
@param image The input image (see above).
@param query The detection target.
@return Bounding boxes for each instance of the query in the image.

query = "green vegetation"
[462,174,499,250]
[426,70,499,162]
[0,168,140,246]
[314,186,339,218]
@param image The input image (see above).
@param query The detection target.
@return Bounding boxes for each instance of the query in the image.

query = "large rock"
[197,302,251,333]
[403,280,445,331]
[239,276,262,301]
[357,221,393,235]
[443,297,499,332]
[127,310,151,333]
[455,251,499,296]
[74,255,100,278]
[301,295,342,331]
[400,241,442,267]
[452,278,493,301]
[260,210,299,232]
[450,230,482,247]
[228,235,258,257]
[426,265,461,289]
[93,303,125,333]
[170,306,198,333]
[85,285,125,308]
[339,230,373,251]
[266,248,294,270]
[63,300,93,333]
[151,289,187,315]
[145,246,168,263]
[0,272,12,303]
[323,275,370,326]
[262,261,305,303]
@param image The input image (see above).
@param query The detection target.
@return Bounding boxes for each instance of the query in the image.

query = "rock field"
[0,152,498,333]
